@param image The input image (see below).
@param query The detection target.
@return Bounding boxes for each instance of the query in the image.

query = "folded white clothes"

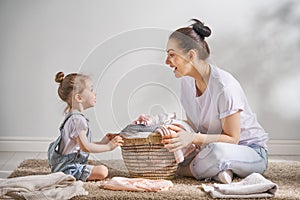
[0,172,88,200]
[120,113,177,138]
[133,112,176,126]
[102,177,173,192]
[202,173,278,199]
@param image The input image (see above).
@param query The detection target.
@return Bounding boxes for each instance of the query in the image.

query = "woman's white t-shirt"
[180,65,268,149]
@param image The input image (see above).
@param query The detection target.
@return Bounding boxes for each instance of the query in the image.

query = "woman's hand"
[161,124,196,152]
[107,135,123,150]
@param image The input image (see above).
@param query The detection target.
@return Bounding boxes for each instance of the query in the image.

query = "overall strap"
[59,112,87,130]
[56,112,89,153]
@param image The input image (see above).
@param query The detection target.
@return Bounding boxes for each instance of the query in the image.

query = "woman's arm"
[163,111,241,152]
[194,111,241,145]
[77,130,123,153]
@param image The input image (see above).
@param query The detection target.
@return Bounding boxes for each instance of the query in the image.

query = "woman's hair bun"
[55,71,65,83]
[191,19,211,39]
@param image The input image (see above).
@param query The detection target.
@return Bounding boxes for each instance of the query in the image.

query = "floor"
[0,152,299,179]
[0,151,122,178]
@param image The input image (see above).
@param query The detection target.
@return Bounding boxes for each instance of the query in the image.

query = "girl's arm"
[163,111,241,152]
[94,133,120,144]
[77,130,123,153]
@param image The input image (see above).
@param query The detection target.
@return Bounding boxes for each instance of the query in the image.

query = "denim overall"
[48,112,92,181]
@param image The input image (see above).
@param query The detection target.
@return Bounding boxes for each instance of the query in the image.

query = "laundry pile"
[121,113,196,163]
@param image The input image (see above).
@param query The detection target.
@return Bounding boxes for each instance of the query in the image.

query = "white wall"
[0,0,299,155]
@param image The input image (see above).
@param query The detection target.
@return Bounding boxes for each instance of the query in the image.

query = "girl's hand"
[106,133,119,140]
[98,133,118,144]
[161,124,196,152]
[107,135,123,150]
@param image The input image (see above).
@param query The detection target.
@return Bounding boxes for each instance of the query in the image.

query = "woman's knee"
[189,143,225,179]
[197,143,226,161]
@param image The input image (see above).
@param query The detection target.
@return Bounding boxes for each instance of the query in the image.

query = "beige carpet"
[8,159,300,200]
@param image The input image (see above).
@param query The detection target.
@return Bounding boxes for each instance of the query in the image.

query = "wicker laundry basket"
[121,132,178,180]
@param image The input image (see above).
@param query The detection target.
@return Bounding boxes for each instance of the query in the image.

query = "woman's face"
[165,38,193,78]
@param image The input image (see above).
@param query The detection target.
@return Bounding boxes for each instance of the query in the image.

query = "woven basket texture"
[121,133,178,179]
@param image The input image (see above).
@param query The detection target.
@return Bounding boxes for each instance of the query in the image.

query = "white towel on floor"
[202,173,278,199]
[0,172,88,200]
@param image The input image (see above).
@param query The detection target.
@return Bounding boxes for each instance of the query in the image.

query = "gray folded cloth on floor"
[202,173,278,198]
[0,172,88,200]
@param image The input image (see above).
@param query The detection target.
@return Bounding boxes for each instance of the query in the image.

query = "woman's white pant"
[188,142,268,180]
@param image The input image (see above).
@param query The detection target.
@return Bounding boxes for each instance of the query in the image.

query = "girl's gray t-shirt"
[180,65,268,149]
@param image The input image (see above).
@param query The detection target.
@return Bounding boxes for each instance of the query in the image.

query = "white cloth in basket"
[156,119,196,163]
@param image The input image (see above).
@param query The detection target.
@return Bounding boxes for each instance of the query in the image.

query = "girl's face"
[165,39,193,78]
[80,79,96,109]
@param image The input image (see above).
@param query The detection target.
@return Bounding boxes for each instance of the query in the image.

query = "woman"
[162,19,268,183]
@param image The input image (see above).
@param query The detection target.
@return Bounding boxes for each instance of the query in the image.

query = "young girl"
[48,72,123,181]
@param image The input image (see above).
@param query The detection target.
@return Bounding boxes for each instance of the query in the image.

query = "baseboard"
[0,137,299,155]
[0,137,54,152]
[267,140,300,155]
